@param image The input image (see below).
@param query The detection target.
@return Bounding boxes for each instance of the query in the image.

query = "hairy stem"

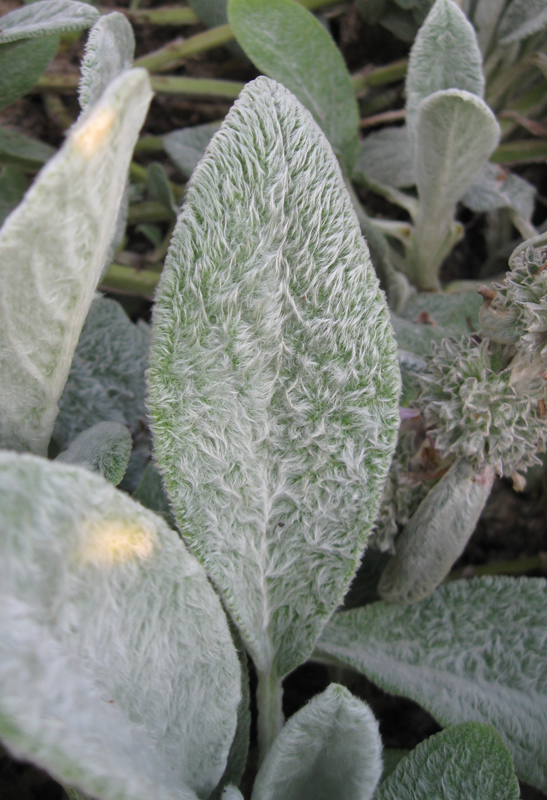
[256,669,284,765]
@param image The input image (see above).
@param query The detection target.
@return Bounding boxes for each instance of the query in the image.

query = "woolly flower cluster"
[419,336,547,476]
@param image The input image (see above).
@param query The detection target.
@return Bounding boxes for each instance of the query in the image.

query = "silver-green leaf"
[0,451,241,800]
[164,121,221,178]
[406,0,484,135]
[228,0,360,170]
[317,577,547,792]
[375,723,519,800]
[79,12,135,112]
[0,0,99,44]
[0,70,152,456]
[148,77,400,678]
[353,126,415,189]
[56,421,132,485]
[251,684,382,800]
[498,0,547,44]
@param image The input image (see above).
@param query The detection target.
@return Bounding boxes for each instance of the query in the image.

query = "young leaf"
[0,127,55,170]
[0,451,241,800]
[317,576,547,792]
[228,0,360,170]
[0,0,99,43]
[79,12,135,112]
[405,0,484,135]
[375,723,519,800]
[148,77,401,678]
[378,459,494,604]
[251,684,382,800]
[0,70,152,456]
[0,36,59,111]
[353,126,416,189]
[498,0,547,44]
[56,421,132,486]
[463,163,536,221]
[164,121,221,178]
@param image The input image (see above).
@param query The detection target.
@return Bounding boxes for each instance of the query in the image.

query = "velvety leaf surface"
[463,163,535,221]
[56,421,132,485]
[317,577,547,791]
[353,126,415,189]
[0,70,152,456]
[375,723,519,800]
[164,122,221,178]
[0,127,55,169]
[0,0,98,43]
[79,12,135,112]
[498,0,547,43]
[0,451,241,799]
[133,463,176,527]
[0,36,59,111]
[228,0,359,169]
[405,0,484,134]
[251,684,382,800]
[148,77,400,677]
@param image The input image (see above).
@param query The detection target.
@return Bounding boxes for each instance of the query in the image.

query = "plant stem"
[256,669,284,765]
[448,554,547,581]
[134,23,234,72]
[134,135,165,155]
[128,201,173,224]
[35,72,244,99]
[128,6,200,25]
[351,58,407,93]
[100,263,160,298]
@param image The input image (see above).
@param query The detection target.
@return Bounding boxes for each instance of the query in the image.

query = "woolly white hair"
[148,77,400,677]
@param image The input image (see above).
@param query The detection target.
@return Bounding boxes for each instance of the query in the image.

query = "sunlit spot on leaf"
[73,109,116,157]
[80,519,155,565]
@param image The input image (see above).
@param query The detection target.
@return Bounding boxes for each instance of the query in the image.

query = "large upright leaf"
[375,723,519,800]
[0,0,99,43]
[0,451,241,800]
[79,12,135,112]
[498,0,547,44]
[0,69,152,456]
[148,77,401,678]
[251,684,382,800]
[0,36,59,111]
[405,0,484,134]
[228,0,360,170]
[317,577,547,792]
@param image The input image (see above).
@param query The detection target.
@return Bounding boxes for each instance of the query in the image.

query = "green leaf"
[221,789,244,800]
[228,0,360,170]
[0,36,59,111]
[355,0,388,25]
[317,576,547,792]
[0,70,152,456]
[133,463,176,527]
[378,459,494,604]
[0,0,99,43]
[0,166,28,225]
[375,723,519,800]
[251,684,382,800]
[53,297,151,488]
[353,126,415,189]
[79,12,135,112]
[406,0,485,135]
[164,121,221,178]
[0,127,55,170]
[379,749,408,783]
[148,77,401,678]
[471,0,507,54]
[190,0,229,28]
[463,163,536,221]
[0,451,241,800]
[498,0,547,44]
[147,162,178,217]
[56,421,132,485]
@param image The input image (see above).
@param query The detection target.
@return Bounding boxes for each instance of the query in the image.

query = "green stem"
[134,135,165,155]
[134,23,234,73]
[448,554,547,581]
[128,6,199,25]
[256,669,284,765]
[491,139,547,165]
[351,59,407,93]
[100,263,160,298]
[128,201,173,224]
[150,75,244,99]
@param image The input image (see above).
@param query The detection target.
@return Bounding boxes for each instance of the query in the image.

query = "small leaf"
[79,12,135,112]
[228,0,360,170]
[378,459,494,604]
[406,0,484,135]
[0,0,99,43]
[147,162,178,217]
[317,576,547,792]
[499,0,547,44]
[164,121,221,178]
[0,70,152,456]
[251,684,382,800]
[0,166,28,225]
[0,127,55,170]
[56,421,132,485]
[0,36,59,111]
[148,77,400,678]
[133,463,176,527]
[376,723,519,800]
[0,451,241,800]
[462,163,535,221]
[353,126,416,189]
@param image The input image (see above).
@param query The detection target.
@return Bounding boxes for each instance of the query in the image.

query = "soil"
[1,1,546,798]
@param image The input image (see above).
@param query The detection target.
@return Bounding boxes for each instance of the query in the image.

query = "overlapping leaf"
[0,0,99,43]
[79,12,135,112]
[148,77,400,678]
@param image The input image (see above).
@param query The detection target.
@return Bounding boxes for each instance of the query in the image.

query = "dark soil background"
[1,0,546,797]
